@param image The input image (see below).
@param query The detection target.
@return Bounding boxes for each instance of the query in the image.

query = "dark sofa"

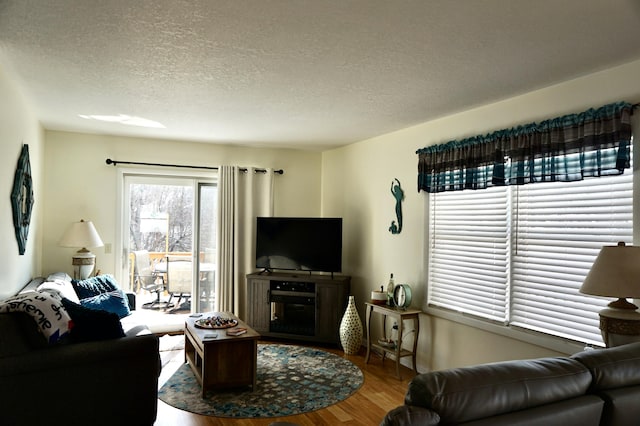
[0,276,161,426]
[382,342,640,426]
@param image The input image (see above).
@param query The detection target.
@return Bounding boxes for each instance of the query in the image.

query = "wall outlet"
[104,243,112,254]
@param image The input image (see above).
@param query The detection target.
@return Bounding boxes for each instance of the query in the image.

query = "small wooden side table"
[365,303,421,379]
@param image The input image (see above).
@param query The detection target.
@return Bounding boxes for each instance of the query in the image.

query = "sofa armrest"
[126,291,136,310]
[381,405,440,426]
[0,335,160,426]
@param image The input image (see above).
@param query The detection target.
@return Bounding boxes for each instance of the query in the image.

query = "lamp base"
[608,297,638,310]
[72,249,95,280]
[599,307,640,347]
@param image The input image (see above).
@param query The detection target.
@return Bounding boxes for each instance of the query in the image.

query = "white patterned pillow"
[0,291,72,343]
[37,279,80,304]
[46,272,73,283]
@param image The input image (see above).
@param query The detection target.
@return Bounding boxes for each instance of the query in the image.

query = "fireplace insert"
[269,280,315,336]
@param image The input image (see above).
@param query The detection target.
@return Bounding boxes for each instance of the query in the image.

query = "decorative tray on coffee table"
[194,316,238,329]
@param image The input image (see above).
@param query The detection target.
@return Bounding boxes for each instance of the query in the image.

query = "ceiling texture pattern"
[1,0,640,150]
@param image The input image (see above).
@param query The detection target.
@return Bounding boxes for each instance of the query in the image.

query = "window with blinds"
[428,167,633,346]
[428,186,509,323]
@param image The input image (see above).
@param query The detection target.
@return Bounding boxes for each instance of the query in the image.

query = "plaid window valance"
[417,102,633,193]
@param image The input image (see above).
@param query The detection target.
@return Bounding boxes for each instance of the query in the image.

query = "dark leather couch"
[382,342,640,426]
[0,277,161,426]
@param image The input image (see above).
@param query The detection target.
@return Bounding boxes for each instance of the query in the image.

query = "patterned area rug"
[158,344,364,418]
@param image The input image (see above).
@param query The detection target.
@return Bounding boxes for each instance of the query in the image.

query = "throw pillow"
[80,290,130,319]
[46,272,73,283]
[72,274,131,318]
[61,298,125,343]
[0,291,72,344]
[37,279,81,304]
[71,274,120,299]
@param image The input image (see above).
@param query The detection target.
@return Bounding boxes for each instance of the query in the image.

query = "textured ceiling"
[1,0,640,150]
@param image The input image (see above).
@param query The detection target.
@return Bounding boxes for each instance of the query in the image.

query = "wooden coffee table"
[184,312,260,397]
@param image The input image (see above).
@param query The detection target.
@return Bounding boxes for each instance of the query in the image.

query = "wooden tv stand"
[246,271,351,344]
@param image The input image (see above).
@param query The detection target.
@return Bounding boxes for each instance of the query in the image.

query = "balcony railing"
[128,251,199,290]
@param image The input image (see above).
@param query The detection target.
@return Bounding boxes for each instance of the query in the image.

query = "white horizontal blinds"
[429,186,509,322]
[511,170,633,345]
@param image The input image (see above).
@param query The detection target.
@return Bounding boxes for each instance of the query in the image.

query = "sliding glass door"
[120,173,216,313]
[196,183,217,312]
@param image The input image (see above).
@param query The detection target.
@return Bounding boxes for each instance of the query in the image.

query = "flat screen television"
[255,217,342,273]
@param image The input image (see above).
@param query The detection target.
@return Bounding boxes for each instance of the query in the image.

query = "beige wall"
[5,51,640,372]
[42,131,322,280]
[0,65,44,298]
[322,58,640,371]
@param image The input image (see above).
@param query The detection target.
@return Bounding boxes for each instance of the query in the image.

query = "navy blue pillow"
[80,290,130,319]
[72,275,131,318]
[61,298,125,343]
[71,275,119,299]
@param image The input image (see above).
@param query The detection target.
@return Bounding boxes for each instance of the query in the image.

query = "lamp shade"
[59,220,104,249]
[580,242,640,299]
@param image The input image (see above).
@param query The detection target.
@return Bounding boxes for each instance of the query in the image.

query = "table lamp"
[59,219,104,279]
[580,242,640,347]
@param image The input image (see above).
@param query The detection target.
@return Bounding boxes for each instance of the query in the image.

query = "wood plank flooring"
[154,341,413,426]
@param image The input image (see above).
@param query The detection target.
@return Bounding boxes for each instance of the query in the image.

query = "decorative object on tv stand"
[11,144,34,255]
[59,219,104,279]
[339,295,363,355]
[389,178,404,234]
[580,241,640,347]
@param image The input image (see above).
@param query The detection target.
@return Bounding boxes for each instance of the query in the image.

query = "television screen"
[255,217,342,273]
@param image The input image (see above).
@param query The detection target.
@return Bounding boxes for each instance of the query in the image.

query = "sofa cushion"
[572,342,640,391]
[406,357,592,424]
[460,395,603,426]
[597,386,640,426]
[0,291,72,344]
[61,298,125,342]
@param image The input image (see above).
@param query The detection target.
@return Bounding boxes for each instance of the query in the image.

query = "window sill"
[425,306,600,355]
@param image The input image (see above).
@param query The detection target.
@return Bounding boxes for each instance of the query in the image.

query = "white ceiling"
[1,0,640,151]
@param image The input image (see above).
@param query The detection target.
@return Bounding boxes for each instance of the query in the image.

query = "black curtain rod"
[105,159,284,174]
